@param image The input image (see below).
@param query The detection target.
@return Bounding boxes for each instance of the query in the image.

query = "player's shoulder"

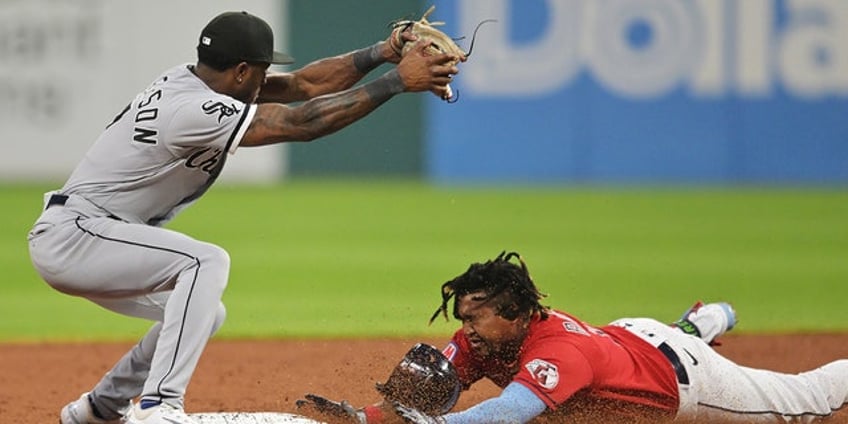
[519,313,599,368]
[525,310,607,347]
[160,65,236,104]
[537,310,590,333]
[159,64,250,125]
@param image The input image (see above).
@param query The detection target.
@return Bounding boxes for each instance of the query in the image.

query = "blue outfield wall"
[426,0,848,185]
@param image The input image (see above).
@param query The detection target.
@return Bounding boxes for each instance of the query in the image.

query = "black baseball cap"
[197,11,294,65]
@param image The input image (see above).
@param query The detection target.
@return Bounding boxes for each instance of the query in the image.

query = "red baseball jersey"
[442,310,679,421]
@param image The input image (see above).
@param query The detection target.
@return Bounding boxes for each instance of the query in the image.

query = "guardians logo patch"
[525,359,559,390]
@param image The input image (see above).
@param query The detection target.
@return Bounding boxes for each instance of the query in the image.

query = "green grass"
[2,181,847,342]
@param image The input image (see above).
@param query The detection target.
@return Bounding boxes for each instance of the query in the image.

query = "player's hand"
[296,393,366,424]
[394,403,446,424]
[384,27,418,64]
[395,42,459,98]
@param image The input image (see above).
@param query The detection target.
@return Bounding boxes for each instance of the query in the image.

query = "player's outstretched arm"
[241,43,457,147]
[397,382,547,424]
[256,30,411,104]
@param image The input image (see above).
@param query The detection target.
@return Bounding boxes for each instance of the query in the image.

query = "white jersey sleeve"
[166,93,256,156]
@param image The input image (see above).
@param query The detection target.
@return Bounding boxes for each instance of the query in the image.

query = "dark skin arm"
[256,29,419,104]
[255,40,398,104]
[240,41,458,147]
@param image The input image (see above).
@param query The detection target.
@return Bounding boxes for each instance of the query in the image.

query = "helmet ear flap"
[375,343,461,415]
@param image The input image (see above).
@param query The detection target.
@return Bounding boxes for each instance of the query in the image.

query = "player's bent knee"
[200,243,230,266]
[181,243,231,297]
[195,243,231,275]
[210,302,227,335]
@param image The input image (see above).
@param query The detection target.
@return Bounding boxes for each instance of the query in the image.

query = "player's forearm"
[442,383,546,424]
[293,69,403,140]
[243,69,404,146]
[258,41,393,103]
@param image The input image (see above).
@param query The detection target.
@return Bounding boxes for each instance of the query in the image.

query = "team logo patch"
[525,359,559,390]
[442,342,458,361]
[202,100,241,123]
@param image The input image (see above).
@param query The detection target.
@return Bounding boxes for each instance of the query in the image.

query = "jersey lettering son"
[61,64,256,226]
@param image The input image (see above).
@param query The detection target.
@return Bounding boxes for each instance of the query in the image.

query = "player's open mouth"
[468,338,486,350]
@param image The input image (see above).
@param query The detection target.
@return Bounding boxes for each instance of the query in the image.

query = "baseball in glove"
[389,5,494,102]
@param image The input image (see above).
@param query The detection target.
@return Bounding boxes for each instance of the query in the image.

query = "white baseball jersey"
[61,64,256,226]
[29,64,258,414]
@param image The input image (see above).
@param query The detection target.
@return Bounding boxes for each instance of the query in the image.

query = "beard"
[471,337,522,362]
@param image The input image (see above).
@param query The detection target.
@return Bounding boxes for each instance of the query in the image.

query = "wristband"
[353,42,385,74]
[364,69,405,103]
[363,405,384,423]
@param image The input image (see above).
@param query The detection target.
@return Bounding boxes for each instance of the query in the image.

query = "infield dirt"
[3,334,847,423]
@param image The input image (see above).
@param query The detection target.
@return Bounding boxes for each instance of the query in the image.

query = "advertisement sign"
[0,0,286,182]
[428,0,848,184]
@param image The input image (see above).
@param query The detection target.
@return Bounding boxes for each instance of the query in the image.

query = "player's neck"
[192,63,236,98]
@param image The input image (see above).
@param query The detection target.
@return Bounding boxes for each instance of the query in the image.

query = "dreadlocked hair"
[429,251,548,325]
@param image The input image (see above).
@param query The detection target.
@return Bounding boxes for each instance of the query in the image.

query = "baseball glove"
[296,343,460,423]
[390,6,467,64]
[375,343,461,416]
[390,6,469,101]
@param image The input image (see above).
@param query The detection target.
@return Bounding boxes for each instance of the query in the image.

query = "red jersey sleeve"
[513,331,594,409]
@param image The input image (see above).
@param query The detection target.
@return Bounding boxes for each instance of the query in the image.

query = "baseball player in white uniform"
[27,10,461,424]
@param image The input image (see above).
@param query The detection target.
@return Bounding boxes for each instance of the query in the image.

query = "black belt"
[46,194,69,209]
[46,194,122,221]
[657,342,689,385]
